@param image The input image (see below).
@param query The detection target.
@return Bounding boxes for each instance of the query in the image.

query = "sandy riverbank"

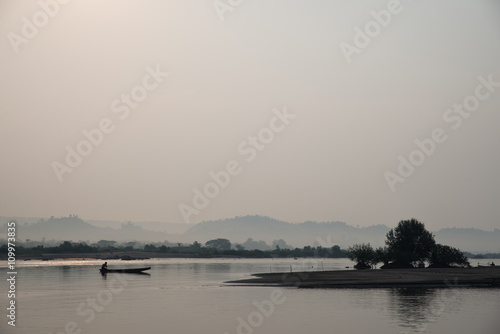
[226,267,500,288]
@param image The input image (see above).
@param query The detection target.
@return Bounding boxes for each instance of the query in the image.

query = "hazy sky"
[1,0,499,230]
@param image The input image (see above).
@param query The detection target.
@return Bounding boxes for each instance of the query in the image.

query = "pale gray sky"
[1,0,499,230]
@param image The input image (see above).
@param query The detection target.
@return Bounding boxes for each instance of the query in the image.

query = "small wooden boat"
[100,267,151,274]
[477,262,497,268]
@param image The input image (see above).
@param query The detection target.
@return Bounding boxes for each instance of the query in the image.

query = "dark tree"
[429,244,470,268]
[60,241,73,251]
[329,245,346,258]
[374,246,390,266]
[347,243,375,269]
[144,244,157,251]
[97,240,117,249]
[385,218,436,266]
[205,238,231,251]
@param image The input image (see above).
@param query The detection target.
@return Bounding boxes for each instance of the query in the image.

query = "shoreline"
[226,267,500,288]
[0,251,247,261]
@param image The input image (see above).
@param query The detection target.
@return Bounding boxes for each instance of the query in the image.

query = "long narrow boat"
[100,267,151,274]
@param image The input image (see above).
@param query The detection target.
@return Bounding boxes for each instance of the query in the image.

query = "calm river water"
[1,258,499,334]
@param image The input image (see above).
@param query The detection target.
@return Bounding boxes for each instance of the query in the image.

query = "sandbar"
[226,267,500,288]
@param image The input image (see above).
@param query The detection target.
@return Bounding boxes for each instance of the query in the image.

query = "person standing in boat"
[101,262,108,270]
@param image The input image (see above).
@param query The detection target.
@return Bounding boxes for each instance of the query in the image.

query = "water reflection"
[58,265,90,281]
[387,287,465,333]
[100,272,151,280]
[7,259,499,334]
[388,288,436,332]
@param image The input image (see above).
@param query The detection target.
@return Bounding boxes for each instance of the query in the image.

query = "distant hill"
[184,215,389,248]
[434,227,500,254]
[0,215,178,243]
[1,215,498,253]
[86,219,192,234]
[184,216,500,253]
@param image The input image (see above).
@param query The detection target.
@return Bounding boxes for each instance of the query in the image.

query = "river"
[1,258,499,334]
